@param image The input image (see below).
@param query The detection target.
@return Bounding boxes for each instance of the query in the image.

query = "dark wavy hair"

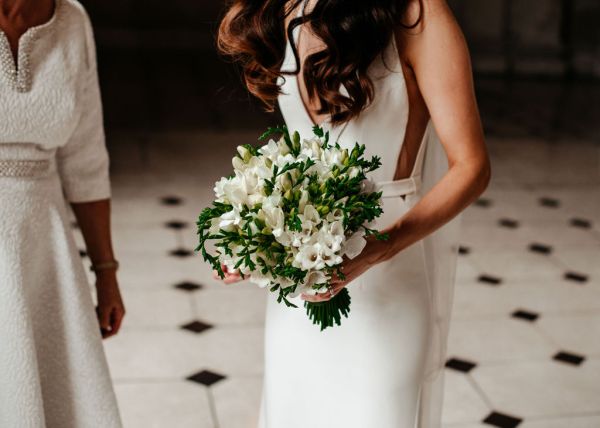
[218,0,421,125]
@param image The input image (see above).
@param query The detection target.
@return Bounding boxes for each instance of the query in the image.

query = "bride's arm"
[306,0,490,300]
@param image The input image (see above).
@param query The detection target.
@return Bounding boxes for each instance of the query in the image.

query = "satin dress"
[258,11,461,428]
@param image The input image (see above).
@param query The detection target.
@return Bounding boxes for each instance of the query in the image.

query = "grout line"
[466,373,494,410]
[531,322,563,350]
[206,388,221,428]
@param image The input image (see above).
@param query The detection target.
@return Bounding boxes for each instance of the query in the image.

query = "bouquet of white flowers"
[197,125,387,330]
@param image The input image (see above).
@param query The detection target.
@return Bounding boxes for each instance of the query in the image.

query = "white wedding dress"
[0,1,121,427]
[259,9,461,428]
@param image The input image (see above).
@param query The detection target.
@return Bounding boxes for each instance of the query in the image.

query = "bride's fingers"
[301,293,329,302]
[223,274,242,284]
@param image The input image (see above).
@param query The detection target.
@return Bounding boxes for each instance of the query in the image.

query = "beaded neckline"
[0,0,61,93]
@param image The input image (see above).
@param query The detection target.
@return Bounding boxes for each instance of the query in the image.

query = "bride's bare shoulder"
[397,0,465,66]
[399,0,457,33]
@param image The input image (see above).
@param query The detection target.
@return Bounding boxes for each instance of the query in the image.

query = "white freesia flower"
[291,270,328,297]
[261,198,285,238]
[326,208,344,222]
[343,230,367,259]
[321,147,347,167]
[294,244,325,271]
[214,177,229,201]
[219,208,242,229]
[249,271,273,288]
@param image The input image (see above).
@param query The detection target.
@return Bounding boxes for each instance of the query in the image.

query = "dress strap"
[377,175,421,199]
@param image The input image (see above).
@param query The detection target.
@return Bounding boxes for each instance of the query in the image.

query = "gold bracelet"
[90,260,120,272]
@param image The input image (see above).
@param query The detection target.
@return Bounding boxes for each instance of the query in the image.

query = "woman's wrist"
[366,221,406,264]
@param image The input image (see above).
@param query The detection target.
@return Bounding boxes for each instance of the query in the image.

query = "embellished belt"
[0,159,51,177]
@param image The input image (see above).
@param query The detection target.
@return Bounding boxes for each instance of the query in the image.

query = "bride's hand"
[213,264,243,284]
[302,237,388,303]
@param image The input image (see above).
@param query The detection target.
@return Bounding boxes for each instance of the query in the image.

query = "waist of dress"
[0,159,54,178]
[377,175,421,198]
[0,143,57,178]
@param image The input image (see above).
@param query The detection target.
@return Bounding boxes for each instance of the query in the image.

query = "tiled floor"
[72,79,600,427]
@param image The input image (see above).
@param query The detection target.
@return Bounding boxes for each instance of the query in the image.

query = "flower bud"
[341,149,349,163]
[317,205,330,216]
[277,138,290,155]
[281,172,293,191]
[311,139,322,157]
[232,156,245,171]
[237,145,253,163]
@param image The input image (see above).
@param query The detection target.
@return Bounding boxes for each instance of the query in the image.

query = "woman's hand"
[95,272,126,339]
[213,264,244,284]
[302,237,390,303]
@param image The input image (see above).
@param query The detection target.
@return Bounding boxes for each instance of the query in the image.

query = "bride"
[217,0,490,427]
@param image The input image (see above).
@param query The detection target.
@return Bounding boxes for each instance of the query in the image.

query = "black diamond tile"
[474,197,492,208]
[169,248,193,258]
[186,370,226,386]
[564,271,588,284]
[478,274,502,286]
[181,320,213,334]
[79,249,87,258]
[539,197,560,208]
[165,220,189,230]
[498,218,519,228]
[445,357,477,373]
[553,351,585,366]
[528,243,553,255]
[174,281,203,292]
[161,196,184,206]
[570,218,592,229]
[511,309,539,322]
[483,411,523,428]
[458,245,470,255]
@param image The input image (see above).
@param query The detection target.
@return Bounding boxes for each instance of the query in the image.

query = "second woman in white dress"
[217,1,490,427]
[0,0,124,426]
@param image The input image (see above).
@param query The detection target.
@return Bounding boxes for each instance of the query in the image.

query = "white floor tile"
[120,289,194,327]
[451,278,600,319]
[441,371,490,425]
[212,377,263,428]
[468,249,565,282]
[537,313,600,355]
[447,318,556,363]
[114,381,214,428]
[472,359,600,418]
[520,415,600,428]
[193,286,266,326]
[105,330,211,380]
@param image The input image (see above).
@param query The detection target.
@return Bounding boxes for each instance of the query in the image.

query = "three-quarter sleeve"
[57,14,110,203]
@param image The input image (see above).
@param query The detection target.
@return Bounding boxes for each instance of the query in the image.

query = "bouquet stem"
[305,288,351,331]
